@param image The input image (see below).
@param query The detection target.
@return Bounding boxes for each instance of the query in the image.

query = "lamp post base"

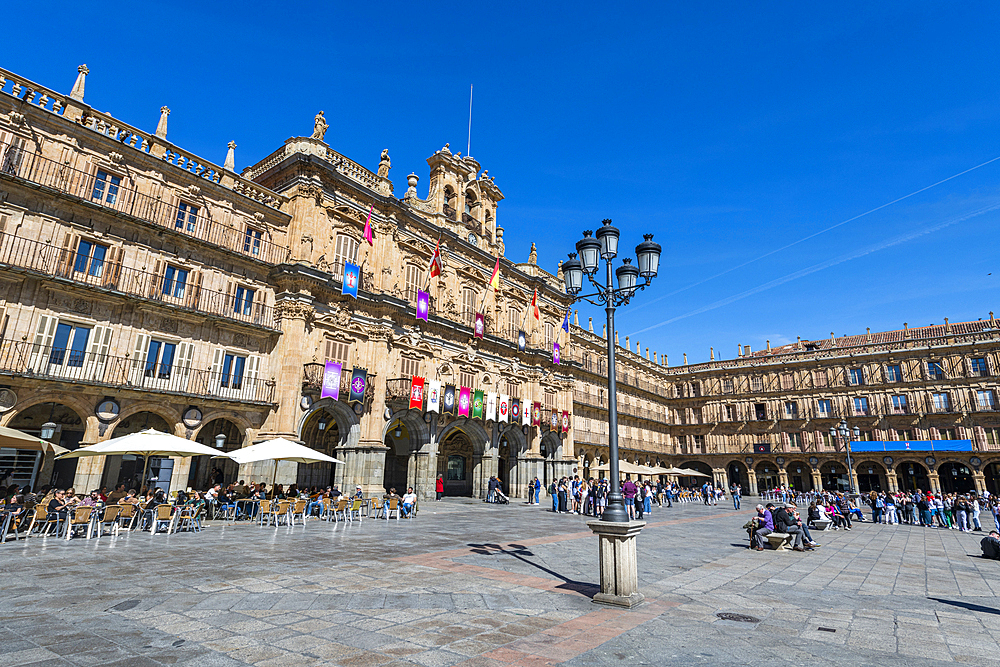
[587,519,645,608]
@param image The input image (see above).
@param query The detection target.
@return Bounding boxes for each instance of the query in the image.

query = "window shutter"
[28,314,58,371]
[101,246,122,288]
[189,271,203,309]
[149,260,163,299]
[245,355,261,398]
[176,341,195,390]
[84,324,112,381]
[130,332,150,383]
[58,231,79,278]
[0,212,9,234]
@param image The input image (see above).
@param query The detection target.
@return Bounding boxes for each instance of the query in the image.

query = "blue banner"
[342,262,360,298]
[850,440,973,453]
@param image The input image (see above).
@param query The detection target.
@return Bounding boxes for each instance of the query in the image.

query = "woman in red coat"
[436,475,444,501]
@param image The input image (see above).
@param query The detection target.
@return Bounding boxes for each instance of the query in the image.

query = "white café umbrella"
[674,467,712,478]
[57,428,229,490]
[224,438,344,491]
[0,425,56,452]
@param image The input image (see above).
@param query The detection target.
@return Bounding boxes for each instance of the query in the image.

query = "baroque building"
[2,63,999,501]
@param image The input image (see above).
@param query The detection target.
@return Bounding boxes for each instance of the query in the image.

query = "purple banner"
[416,289,429,321]
[321,361,343,400]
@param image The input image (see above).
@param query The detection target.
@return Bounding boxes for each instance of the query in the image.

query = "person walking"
[733,484,741,510]
[435,475,444,501]
[532,477,541,505]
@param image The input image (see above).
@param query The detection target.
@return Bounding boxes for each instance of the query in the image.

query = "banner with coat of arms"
[409,376,425,410]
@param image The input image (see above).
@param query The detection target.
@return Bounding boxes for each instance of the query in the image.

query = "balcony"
[0,232,277,330]
[385,378,411,403]
[0,339,274,404]
[0,141,287,264]
[443,205,457,221]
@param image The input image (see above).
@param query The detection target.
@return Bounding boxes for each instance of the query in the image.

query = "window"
[50,322,91,368]
[506,381,519,399]
[459,371,475,389]
[447,455,465,480]
[404,265,422,303]
[400,357,420,379]
[144,339,177,380]
[723,378,734,394]
[324,339,350,365]
[971,357,989,377]
[544,391,556,410]
[813,370,828,388]
[724,405,735,421]
[162,265,188,299]
[932,392,950,412]
[175,202,198,233]
[937,428,957,441]
[986,428,1000,446]
[891,395,908,414]
[780,374,794,390]
[856,431,872,442]
[886,364,902,383]
[927,361,945,380]
[853,397,869,415]
[751,376,763,392]
[784,401,798,419]
[91,170,121,204]
[693,435,705,451]
[754,403,767,420]
[816,399,832,416]
[221,352,246,389]
[978,390,996,410]
[896,429,913,441]
[244,227,263,256]
[333,234,358,275]
[545,323,554,347]
[462,287,476,326]
[820,432,833,449]
[789,432,803,449]
[849,368,865,386]
[690,382,701,397]
[233,286,255,316]
[73,240,108,278]
[508,307,519,339]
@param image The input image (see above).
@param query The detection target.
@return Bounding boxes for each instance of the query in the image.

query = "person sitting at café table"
[106,484,127,504]
[354,485,364,499]
[80,490,101,507]
[47,489,70,534]
[64,487,81,507]
[401,487,417,518]
[306,487,328,517]
[271,484,285,500]
[383,487,401,518]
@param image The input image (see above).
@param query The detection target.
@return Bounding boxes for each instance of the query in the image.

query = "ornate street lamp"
[830,418,860,496]
[563,219,660,608]
[215,433,227,449]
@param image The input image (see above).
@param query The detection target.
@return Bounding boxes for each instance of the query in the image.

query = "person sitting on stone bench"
[771,502,811,552]
[981,530,1000,559]
[747,504,773,551]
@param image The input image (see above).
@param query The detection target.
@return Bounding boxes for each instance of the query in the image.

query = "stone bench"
[812,519,833,531]
[766,532,792,551]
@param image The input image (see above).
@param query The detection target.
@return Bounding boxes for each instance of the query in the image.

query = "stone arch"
[189,417,246,490]
[298,398,361,450]
[984,459,1000,495]
[895,459,930,492]
[855,460,888,493]
[382,409,431,455]
[114,402,182,435]
[938,460,976,494]
[755,460,779,491]
[786,459,813,492]
[725,459,750,491]
[7,399,88,491]
[820,459,850,492]
[439,419,490,457]
[438,418,491,497]
[1,392,94,431]
[192,409,255,445]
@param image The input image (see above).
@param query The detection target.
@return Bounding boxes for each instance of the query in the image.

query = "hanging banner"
[474,312,485,339]
[443,384,456,415]
[498,394,509,423]
[550,410,559,431]
[561,410,570,433]
[532,401,541,426]
[553,342,561,365]
[348,367,367,403]
[427,380,442,413]
[511,399,521,424]
[458,387,472,417]
[320,361,342,400]
[409,376,425,410]
[485,392,497,421]
[342,262,360,298]
[522,400,531,426]
[517,330,526,352]
[416,290,430,321]
[472,390,485,419]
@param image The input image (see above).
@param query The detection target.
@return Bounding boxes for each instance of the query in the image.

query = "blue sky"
[7,2,1000,363]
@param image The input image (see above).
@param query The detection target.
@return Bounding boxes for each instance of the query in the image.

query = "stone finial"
[406,172,419,197]
[664,355,668,366]
[573,310,579,327]
[683,353,688,365]
[796,336,802,349]
[155,106,170,139]
[377,149,391,178]
[903,322,909,338]
[588,317,593,333]
[625,335,629,350]
[602,324,606,339]
[224,141,237,171]
[645,347,649,360]
[614,331,619,346]
[710,347,715,361]
[945,317,951,333]
[738,344,743,357]
[528,243,537,265]
[830,332,836,346]
[991,311,996,325]
[70,64,89,101]
[766,339,771,352]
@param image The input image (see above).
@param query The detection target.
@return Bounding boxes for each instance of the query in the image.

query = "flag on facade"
[348,367,367,404]
[428,237,443,278]
[427,379,442,413]
[532,401,541,426]
[553,342,561,365]
[531,288,540,320]
[485,392,497,421]
[416,290,430,321]
[517,330,526,352]
[511,399,520,424]
[472,390,485,419]
[363,205,374,246]
[443,384,456,415]
[489,256,500,292]
[458,387,472,417]
[474,312,485,339]
[320,361,342,400]
[409,376,425,410]
[522,400,531,426]
[561,307,570,333]
[342,262,360,298]
[498,394,510,423]
[561,410,570,433]
[550,410,559,431]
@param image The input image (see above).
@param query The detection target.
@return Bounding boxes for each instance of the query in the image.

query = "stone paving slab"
[3,498,1000,665]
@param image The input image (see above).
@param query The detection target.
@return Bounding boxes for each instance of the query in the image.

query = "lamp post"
[562,219,660,607]
[830,418,860,496]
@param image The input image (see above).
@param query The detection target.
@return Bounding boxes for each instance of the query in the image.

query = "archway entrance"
[298,408,341,489]
[985,462,1000,496]
[897,461,930,492]
[786,460,813,491]
[755,462,778,492]
[383,419,411,494]
[103,411,171,492]
[726,461,748,490]
[939,461,975,494]
[190,419,244,490]
[9,402,86,490]
[820,461,849,492]
[855,461,887,493]
[439,430,475,496]
[680,460,712,488]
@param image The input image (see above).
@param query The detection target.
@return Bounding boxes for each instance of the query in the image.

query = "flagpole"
[467,84,473,157]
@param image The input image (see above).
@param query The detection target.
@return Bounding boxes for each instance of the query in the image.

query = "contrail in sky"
[631,202,1000,335]
[639,154,1000,308]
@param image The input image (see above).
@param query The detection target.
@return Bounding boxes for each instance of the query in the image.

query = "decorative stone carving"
[253,211,265,223]
[312,111,328,141]
[108,152,124,165]
[299,184,323,204]
[187,184,201,196]
[70,298,92,315]
[275,301,314,321]
[160,317,179,334]
[528,243,537,265]
[377,149,391,178]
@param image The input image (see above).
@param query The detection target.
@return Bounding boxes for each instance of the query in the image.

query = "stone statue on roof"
[311,111,328,141]
[378,149,391,178]
[529,242,537,265]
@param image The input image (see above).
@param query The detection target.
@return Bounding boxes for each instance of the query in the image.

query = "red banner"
[532,401,541,426]
[409,376,425,410]
[562,410,570,433]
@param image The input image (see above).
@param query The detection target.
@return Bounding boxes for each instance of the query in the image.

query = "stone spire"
[528,243,537,265]
[224,141,237,171]
[766,340,771,352]
[683,353,688,365]
[645,347,649,360]
[614,331,619,346]
[155,106,170,139]
[664,354,668,366]
[573,310,579,327]
[70,64,89,102]
[710,347,715,361]
[625,335,629,350]
[603,325,606,339]
[588,317,594,333]
[738,344,743,357]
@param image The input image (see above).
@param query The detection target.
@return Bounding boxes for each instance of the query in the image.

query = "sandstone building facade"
[2,64,998,500]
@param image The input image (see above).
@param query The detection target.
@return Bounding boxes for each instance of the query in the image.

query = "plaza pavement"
[2,497,1000,667]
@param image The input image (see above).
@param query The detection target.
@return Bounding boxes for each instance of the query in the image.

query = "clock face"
[97,400,120,422]
[182,407,203,428]
[468,233,477,246]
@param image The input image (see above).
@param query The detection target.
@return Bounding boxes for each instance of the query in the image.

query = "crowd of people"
[533,476,732,519]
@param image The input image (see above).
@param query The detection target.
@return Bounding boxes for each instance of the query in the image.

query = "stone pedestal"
[587,519,645,608]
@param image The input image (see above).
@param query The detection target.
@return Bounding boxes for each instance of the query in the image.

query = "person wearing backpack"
[548,481,558,512]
